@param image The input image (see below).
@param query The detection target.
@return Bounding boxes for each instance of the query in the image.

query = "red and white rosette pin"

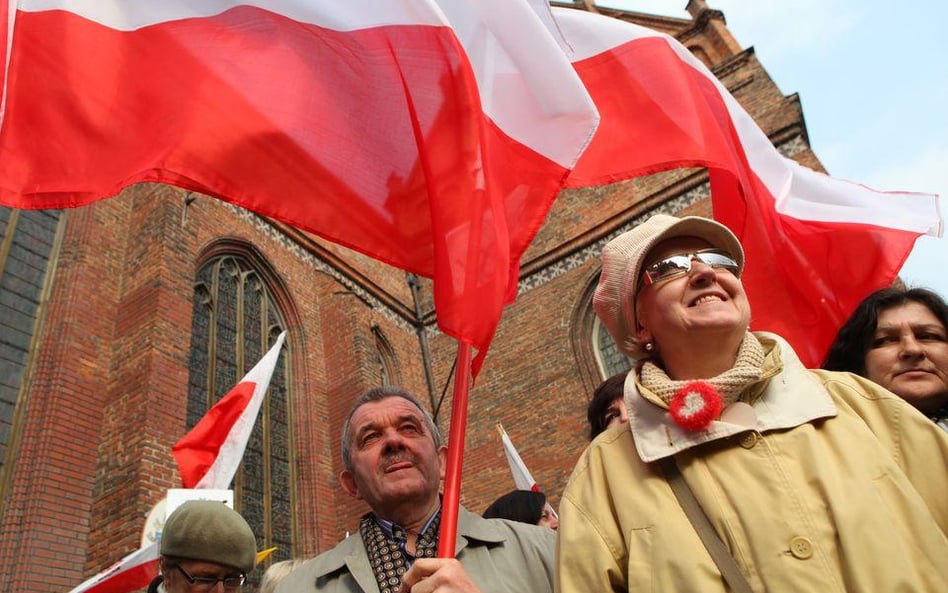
[669,381,723,431]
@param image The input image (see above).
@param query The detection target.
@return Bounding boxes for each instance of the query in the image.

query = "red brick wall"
[0,198,128,591]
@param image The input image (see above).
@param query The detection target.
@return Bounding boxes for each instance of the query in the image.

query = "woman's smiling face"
[635,237,750,363]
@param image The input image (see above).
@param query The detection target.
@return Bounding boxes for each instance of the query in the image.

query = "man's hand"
[399,558,483,593]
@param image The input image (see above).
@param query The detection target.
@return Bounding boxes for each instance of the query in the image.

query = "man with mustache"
[278,386,555,593]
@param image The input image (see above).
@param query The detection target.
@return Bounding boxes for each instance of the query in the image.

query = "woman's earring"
[645,342,654,352]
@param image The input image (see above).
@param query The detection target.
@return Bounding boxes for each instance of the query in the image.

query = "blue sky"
[599,0,948,297]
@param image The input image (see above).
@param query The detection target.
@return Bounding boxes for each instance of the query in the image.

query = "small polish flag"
[173,332,287,489]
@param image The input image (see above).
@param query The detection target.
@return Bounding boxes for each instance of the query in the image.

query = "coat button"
[739,432,759,449]
[789,536,814,559]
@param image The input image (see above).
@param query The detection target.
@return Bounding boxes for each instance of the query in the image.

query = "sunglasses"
[641,249,740,286]
[175,564,246,592]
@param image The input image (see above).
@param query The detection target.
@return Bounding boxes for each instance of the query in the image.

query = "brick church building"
[0,1,826,590]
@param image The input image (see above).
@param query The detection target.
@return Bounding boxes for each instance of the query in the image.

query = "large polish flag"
[0,1,598,374]
[66,333,287,593]
[550,8,942,367]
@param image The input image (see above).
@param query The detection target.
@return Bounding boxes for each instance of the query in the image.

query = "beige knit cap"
[160,500,257,574]
[593,214,744,359]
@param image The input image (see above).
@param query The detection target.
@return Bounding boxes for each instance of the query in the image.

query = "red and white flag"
[67,333,286,593]
[173,331,287,489]
[0,1,598,374]
[65,541,158,593]
[497,424,538,492]
[549,7,943,366]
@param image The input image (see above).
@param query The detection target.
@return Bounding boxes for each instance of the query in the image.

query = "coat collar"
[626,332,838,462]
[308,505,507,585]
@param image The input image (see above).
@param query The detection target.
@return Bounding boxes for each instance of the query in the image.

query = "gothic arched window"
[371,326,401,387]
[187,249,295,575]
[593,317,632,378]
[570,270,632,398]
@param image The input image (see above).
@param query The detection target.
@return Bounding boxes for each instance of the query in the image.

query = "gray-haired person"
[277,386,555,593]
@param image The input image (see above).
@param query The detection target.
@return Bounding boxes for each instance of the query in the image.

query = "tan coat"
[557,334,948,593]
[279,506,555,593]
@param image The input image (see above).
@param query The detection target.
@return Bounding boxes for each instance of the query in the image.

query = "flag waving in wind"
[173,331,287,489]
[0,0,598,374]
[67,333,287,593]
[547,7,942,366]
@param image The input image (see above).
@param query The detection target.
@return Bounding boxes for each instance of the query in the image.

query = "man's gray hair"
[340,386,443,470]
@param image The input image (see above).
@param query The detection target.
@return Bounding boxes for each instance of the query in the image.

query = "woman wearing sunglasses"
[556,214,948,593]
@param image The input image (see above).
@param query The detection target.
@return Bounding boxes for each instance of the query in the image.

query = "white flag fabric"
[498,424,538,492]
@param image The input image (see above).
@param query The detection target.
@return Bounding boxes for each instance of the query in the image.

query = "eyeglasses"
[641,249,740,286]
[175,565,246,592]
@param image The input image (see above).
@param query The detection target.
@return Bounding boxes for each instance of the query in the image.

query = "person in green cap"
[147,499,257,593]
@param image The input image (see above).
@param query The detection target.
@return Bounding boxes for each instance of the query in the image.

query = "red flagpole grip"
[437,341,472,558]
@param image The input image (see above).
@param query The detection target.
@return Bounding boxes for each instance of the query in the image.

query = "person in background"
[557,214,948,593]
[147,500,257,593]
[260,559,305,593]
[823,286,948,429]
[586,372,629,440]
[483,489,559,530]
[277,386,555,593]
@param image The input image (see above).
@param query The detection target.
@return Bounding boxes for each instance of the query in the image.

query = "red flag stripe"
[172,381,257,489]
[67,542,159,593]
[79,560,158,593]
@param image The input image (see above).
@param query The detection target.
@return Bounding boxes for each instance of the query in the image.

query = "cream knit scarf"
[640,332,767,408]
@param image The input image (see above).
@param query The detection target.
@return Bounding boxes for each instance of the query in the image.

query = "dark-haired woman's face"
[864,302,948,412]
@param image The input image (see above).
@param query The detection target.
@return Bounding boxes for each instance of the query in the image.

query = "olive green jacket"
[279,505,554,593]
[558,333,948,593]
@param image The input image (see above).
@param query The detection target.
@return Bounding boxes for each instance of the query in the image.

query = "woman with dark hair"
[586,372,629,440]
[823,286,948,428]
[483,490,558,530]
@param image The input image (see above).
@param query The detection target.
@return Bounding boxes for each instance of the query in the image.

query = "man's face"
[162,560,245,593]
[340,397,446,515]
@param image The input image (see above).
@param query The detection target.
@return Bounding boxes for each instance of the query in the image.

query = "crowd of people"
[153,214,947,593]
